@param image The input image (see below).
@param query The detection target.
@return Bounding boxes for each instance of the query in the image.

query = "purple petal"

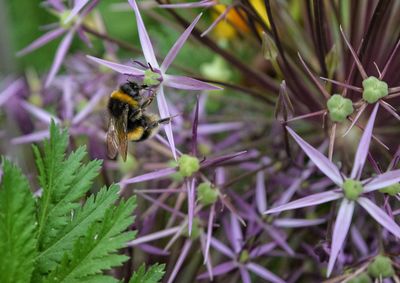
[72,89,107,125]
[128,0,159,68]
[86,55,144,76]
[64,0,90,23]
[200,151,247,168]
[186,179,195,236]
[350,103,379,179]
[197,122,243,135]
[197,261,236,280]
[273,218,326,228]
[119,167,177,185]
[327,199,354,277]
[264,190,342,214]
[229,213,243,254]
[157,87,177,159]
[261,223,294,255]
[167,240,192,283]
[16,28,66,56]
[0,79,23,107]
[22,101,61,124]
[239,267,251,283]
[363,169,400,193]
[45,29,75,87]
[358,197,400,238]
[138,243,169,256]
[256,171,267,213]
[76,27,92,48]
[350,227,368,256]
[62,78,74,121]
[201,4,233,37]
[161,13,202,72]
[204,204,215,264]
[127,226,181,246]
[249,243,276,258]
[286,127,342,185]
[163,74,221,90]
[11,130,50,145]
[247,263,285,283]
[160,0,215,9]
[210,237,235,258]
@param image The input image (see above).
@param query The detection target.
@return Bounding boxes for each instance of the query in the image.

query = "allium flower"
[265,103,400,277]
[16,0,100,87]
[197,213,285,283]
[12,77,107,145]
[87,0,220,159]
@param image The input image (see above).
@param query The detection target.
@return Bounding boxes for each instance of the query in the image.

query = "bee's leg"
[145,116,172,130]
[140,91,157,109]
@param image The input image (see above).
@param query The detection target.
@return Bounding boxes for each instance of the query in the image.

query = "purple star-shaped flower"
[265,103,400,277]
[87,0,221,159]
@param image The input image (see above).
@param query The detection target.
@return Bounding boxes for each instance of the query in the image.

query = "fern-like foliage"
[43,196,137,282]
[0,122,161,283]
[129,264,166,283]
[0,159,37,283]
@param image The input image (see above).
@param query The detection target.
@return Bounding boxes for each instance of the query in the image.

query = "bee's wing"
[107,106,129,161]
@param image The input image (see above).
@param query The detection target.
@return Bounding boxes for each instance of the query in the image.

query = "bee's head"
[120,82,142,99]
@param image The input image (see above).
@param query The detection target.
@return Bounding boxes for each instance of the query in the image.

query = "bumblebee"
[107,81,171,161]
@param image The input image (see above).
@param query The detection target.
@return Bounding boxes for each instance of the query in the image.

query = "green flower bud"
[368,255,394,278]
[182,218,202,239]
[362,76,388,104]
[379,183,400,196]
[143,69,161,86]
[239,250,249,263]
[326,94,354,122]
[178,154,200,177]
[197,182,219,206]
[347,273,372,283]
[343,179,363,200]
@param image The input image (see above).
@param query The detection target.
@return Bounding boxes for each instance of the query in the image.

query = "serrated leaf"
[43,196,137,282]
[0,159,37,283]
[36,121,69,245]
[36,185,120,273]
[129,264,166,283]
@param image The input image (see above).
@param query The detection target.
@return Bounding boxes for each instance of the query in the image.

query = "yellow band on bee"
[127,126,144,141]
[111,90,139,108]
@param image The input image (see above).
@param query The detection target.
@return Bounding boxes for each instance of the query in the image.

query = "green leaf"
[35,121,69,245]
[43,195,137,282]
[0,159,37,283]
[36,185,120,272]
[129,264,166,283]
[32,121,105,274]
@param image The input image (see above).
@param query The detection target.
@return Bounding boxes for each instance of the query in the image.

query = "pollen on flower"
[59,10,76,29]
[197,182,219,206]
[342,179,363,200]
[143,69,162,86]
[178,154,200,177]
[327,94,354,122]
[362,76,388,104]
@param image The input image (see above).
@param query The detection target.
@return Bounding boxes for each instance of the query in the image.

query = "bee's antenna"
[147,63,154,72]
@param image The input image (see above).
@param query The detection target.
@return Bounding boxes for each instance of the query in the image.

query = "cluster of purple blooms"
[1,0,400,282]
